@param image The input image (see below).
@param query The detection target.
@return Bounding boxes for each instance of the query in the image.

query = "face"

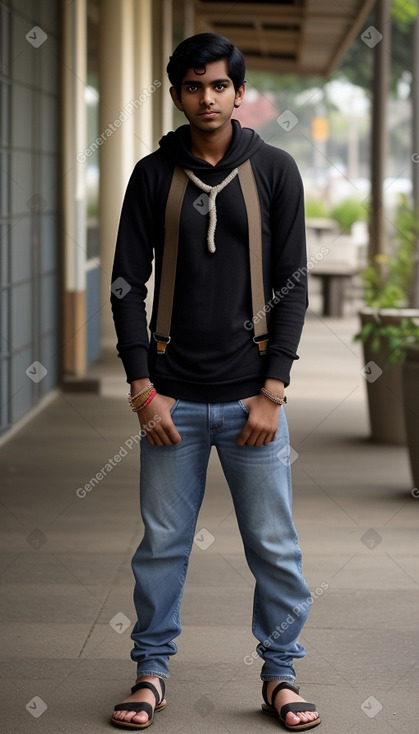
[170,59,245,133]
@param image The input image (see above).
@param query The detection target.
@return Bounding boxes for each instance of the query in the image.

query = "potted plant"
[402,342,419,488]
[355,196,419,445]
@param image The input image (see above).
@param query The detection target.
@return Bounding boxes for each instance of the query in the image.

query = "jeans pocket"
[170,399,180,416]
[238,399,250,415]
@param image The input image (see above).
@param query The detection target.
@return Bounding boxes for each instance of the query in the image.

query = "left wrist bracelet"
[260,387,287,405]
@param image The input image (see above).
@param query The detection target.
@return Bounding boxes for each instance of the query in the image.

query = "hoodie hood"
[158,119,264,172]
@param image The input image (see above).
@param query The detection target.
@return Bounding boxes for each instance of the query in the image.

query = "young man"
[110,33,320,731]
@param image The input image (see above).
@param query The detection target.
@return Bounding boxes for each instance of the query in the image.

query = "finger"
[263,432,276,445]
[166,426,182,444]
[151,426,174,446]
[237,427,250,445]
[242,428,261,447]
[144,431,157,445]
[157,419,181,445]
[151,419,181,446]
[254,432,267,447]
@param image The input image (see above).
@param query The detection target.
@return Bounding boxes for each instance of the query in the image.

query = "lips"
[199,110,219,118]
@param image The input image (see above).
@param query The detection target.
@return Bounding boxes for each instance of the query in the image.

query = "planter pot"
[358,308,419,445]
[402,343,419,488]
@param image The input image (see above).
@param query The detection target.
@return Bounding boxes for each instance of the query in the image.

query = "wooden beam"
[325,0,377,76]
[194,2,303,25]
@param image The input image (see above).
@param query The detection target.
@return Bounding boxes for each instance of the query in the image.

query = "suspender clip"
[253,333,269,355]
[153,333,171,355]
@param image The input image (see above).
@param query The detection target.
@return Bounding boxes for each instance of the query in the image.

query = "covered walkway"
[1,308,417,733]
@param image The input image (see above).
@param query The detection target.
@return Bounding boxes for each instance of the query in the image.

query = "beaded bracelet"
[131,389,157,412]
[128,383,154,411]
[129,382,154,402]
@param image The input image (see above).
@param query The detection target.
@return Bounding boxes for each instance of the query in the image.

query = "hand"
[237,394,281,446]
[131,381,181,446]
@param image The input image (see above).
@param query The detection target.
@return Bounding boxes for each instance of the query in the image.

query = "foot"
[111,676,166,727]
[264,681,320,727]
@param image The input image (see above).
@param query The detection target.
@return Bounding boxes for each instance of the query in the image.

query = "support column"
[152,0,173,150]
[99,0,135,347]
[411,12,419,308]
[369,0,391,262]
[183,0,195,38]
[62,0,87,375]
[133,0,154,161]
[133,0,155,328]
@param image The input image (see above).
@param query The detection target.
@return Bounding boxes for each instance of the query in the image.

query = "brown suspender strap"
[238,159,269,355]
[153,166,189,354]
[153,160,269,355]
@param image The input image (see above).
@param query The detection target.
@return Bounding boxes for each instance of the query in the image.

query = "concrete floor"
[1,308,418,733]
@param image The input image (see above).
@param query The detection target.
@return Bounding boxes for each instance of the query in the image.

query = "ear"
[233,82,245,109]
[170,86,183,111]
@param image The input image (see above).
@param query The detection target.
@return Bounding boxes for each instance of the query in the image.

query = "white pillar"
[151,0,173,149]
[183,0,195,38]
[161,0,174,135]
[99,0,136,347]
[133,0,154,161]
[62,0,87,374]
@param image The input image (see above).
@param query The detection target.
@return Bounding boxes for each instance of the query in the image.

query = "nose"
[200,86,214,106]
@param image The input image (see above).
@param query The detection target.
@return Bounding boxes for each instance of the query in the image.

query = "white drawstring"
[184,168,239,252]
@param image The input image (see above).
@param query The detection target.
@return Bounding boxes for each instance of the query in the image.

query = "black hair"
[167,32,246,98]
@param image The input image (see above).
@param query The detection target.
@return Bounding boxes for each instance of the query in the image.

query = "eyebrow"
[182,78,231,86]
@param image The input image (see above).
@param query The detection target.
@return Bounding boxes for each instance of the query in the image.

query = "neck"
[190,121,234,166]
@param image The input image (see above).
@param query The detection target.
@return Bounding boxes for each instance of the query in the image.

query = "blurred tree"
[337,0,418,97]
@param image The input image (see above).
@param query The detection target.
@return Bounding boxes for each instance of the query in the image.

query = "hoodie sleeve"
[264,152,308,386]
[110,162,154,383]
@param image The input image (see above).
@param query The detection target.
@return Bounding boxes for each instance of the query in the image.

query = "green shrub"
[305,199,328,218]
[331,198,364,232]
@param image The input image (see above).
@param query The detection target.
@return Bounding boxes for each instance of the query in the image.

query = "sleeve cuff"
[117,346,150,384]
[265,353,298,388]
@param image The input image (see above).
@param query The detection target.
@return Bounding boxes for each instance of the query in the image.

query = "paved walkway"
[1,305,418,733]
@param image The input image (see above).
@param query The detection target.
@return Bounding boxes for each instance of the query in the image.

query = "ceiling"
[192,0,377,76]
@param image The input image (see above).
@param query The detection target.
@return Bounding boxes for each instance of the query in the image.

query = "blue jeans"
[131,399,311,682]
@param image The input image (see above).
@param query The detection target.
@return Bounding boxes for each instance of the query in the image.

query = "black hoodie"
[111,120,308,401]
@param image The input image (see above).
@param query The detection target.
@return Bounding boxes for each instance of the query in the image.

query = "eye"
[214,83,227,91]
[186,84,199,93]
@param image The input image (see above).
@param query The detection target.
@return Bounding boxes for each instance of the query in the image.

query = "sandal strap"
[113,702,153,717]
[280,701,317,719]
[270,681,300,708]
[130,679,165,705]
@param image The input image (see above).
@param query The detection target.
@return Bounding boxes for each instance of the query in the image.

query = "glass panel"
[11,151,34,216]
[40,152,58,209]
[11,281,32,350]
[40,271,57,333]
[11,345,33,424]
[0,150,10,216]
[1,223,10,286]
[11,216,32,284]
[39,34,58,93]
[11,83,33,149]
[0,82,10,146]
[40,214,57,273]
[11,10,35,86]
[0,6,10,77]
[39,92,57,152]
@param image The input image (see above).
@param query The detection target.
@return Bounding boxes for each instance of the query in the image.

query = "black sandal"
[111,679,166,730]
[262,681,321,731]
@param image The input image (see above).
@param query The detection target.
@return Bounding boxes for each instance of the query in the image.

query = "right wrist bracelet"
[128,383,156,412]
